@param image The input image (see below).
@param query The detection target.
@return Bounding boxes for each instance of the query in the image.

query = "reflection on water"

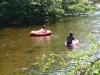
[30,35,52,44]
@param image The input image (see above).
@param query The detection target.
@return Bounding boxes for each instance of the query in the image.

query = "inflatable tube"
[71,40,79,47]
[65,40,79,48]
[30,30,52,36]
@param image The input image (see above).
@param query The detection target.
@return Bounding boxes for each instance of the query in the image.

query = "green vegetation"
[33,33,100,75]
[62,0,96,15]
[0,0,97,26]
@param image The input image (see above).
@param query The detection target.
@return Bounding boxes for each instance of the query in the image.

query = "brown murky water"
[0,13,100,75]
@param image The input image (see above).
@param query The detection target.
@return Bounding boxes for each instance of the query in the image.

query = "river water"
[0,11,100,75]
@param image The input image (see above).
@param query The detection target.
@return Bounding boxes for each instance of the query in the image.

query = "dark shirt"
[67,35,74,44]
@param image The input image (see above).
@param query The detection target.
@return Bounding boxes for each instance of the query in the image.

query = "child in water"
[38,25,47,33]
[66,31,74,46]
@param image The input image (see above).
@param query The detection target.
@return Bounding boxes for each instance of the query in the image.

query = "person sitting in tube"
[38,25,47,33]
[66,31,75,46]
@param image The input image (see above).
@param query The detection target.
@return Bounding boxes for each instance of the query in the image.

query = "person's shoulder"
[67,35,69,38]
[68,35,70,36]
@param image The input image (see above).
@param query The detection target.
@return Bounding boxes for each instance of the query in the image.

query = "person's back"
[67,32,74,46]
[38,25,47,33]
[38,28,45,33]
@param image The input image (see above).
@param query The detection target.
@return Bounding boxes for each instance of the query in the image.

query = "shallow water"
[0,12,100,75]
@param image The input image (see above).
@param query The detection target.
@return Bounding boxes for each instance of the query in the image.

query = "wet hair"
[69,32,73,36]
[43,25,46,28]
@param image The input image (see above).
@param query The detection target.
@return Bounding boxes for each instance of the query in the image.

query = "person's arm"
[73,36,75,40]
[43,28,47,33]
[66,36,69,41]
[38,28,44,33]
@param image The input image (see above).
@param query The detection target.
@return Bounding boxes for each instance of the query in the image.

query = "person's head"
[42,25,46,29]
[69,31,73,36]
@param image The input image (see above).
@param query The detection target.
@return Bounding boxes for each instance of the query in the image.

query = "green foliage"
[0,0,64,25]
[68,3,89,13]
[63,0,96,15]
[35,52,67,71]
[68,3,86,12]
[34,33,100,74]
[0,0,97,26]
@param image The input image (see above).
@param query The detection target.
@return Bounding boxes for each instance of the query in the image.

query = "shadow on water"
[0,21,42,31]
[26,35,52,53]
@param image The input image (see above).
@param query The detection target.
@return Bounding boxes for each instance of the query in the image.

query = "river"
[0,11,100,75]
